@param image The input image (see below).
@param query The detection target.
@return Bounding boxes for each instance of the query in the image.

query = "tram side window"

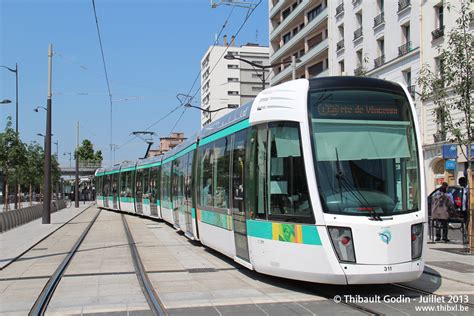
[149,166,158,202]
[246,125,267,219]
[161,163,171,208]
[143,168,150,199]
[135,169,143,197]
[214,137,231,209]
[268,122,313,223]
[111,174,118,196]
[120,172,127,198]
[232,130,247,212]
[199,143,214,208]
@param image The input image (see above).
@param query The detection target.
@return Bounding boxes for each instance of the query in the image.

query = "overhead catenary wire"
[118,5,237,151]
[91,0,114,159]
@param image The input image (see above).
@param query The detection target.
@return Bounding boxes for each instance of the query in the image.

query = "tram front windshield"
[309,89,420,216]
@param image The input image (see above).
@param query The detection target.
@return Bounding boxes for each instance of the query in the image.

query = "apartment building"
[268,0,472,192]
[269,0,329,86]
[420,0,473,190]
[200,39,269,126]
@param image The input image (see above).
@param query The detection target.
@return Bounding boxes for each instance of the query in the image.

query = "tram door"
[104,174,110,208]
[172,161,181,228]
[135,169,143,214]
[149,167,159,217]
[232,130,250,262]
[184,152,194,237]
[112,173,118,209]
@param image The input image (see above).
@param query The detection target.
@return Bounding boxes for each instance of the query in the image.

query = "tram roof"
[308,76,403,94]
[199,101,252,140]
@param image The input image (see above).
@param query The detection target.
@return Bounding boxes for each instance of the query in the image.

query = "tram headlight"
[411,223,423,260]
[328,226,356,263]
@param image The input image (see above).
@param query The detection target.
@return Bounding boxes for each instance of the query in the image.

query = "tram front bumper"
[342,260,424,284]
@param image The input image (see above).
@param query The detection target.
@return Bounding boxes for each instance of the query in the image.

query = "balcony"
[336,3,344,16]
[433,132,447,143]
[271,38,329,85]
[398,0,411,12]
[269,0,285,18]
[336,39,344,51]
[271,7,328,62]
[353,27,363,41]
[431,26,445,40]
[407,85,416,98]
[398,41,412,56]
[374,12,384,28]
[352,0,362,7]
[374,55,385,68]
[354,66,364,76]
[270,1,311,41]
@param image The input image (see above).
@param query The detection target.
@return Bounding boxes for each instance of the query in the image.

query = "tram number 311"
[384,266,393,272]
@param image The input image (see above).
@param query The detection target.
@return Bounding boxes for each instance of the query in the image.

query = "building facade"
[200,40,269,126]
[269,0,329,85]
[147,132,186,157]
[268,0,472,193]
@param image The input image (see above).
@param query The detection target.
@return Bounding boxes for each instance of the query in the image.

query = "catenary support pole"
[42,44,53,224]
[75,122,80,208]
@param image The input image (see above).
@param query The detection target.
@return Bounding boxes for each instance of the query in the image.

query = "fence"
[0,200,66,233]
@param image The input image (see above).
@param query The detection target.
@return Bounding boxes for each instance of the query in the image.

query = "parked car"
[427,185,464,217]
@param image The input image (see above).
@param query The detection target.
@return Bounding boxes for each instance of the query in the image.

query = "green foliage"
[75,139,103,164]
[0,117,27,185]
[0,118,63,197]
[417,1,473,160]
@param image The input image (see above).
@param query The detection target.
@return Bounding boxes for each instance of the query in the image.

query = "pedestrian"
[441,182,454,205]
[431,186,454,242]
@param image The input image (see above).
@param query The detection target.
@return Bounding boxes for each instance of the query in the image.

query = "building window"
[228,104,239,108]
[227,64,239,69]
[308,61,324,77]
[307,4,323,22]
[339,60,345,75]
[283,32,292,44]
[307,32,323,49]
[228,91,239,95]
[228,78,239,82]
[252,86,263,92]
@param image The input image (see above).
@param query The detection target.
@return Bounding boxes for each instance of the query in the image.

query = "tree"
[23,142,44,206]
[417,1,473,251]
[0,117,27,211]
[75,139,103,165]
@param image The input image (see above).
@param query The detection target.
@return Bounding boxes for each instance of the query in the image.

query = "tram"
[96,77,426,284]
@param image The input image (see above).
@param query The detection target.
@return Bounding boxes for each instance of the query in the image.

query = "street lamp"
[224,54,299,89]
[184,103,238,113]
[0,64,19,134]
[0,99,12,104]
[34,106,47,112]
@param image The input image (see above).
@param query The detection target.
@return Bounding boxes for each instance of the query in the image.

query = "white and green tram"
[96,77,426,284]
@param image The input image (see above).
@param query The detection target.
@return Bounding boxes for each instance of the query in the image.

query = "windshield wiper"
[334,148,382,221]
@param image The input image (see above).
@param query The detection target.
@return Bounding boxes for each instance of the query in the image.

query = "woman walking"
[432,186,454,242]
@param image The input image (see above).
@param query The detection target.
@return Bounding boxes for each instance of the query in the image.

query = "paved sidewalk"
[0,202,95,270]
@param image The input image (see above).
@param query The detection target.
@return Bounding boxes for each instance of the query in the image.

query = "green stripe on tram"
[137,161,162,170]
[163,143,197,165]
[199,119,249,147]
[191,208,196,219]
[120,197,134,203]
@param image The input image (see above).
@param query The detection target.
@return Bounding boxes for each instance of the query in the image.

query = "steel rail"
[121,214,167,316]
[29,209,102,316]
[392,282,474,308]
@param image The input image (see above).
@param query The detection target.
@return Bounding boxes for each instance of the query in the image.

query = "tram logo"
[379,229,392,245]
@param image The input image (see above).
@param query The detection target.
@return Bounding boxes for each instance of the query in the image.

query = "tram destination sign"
[314,103,402,120]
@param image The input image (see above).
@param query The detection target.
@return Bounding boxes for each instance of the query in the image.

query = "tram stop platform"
[0,202,95,270]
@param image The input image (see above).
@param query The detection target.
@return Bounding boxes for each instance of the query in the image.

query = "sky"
[0,0,269,167]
